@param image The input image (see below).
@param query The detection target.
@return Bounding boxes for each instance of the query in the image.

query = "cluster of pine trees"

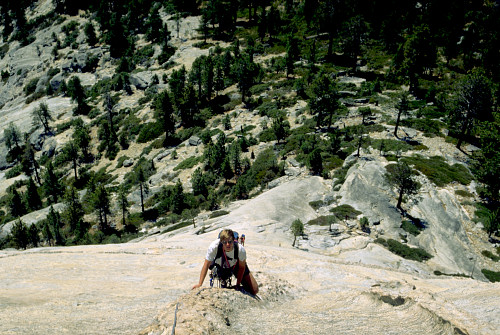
[0,1,499,249]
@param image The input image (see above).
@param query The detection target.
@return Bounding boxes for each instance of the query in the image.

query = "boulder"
[0,151,15,171]
[122,159,134,167]
[49,73,65,91]
[129,73,149,90]
[188,136,201,146]
[337,159,483,278]
[73,52,89,71]
[41,137,57,158]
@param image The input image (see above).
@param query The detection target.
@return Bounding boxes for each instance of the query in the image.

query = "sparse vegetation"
[402,156,473,187]
[401,220,422,236]
[0,0,498,256]
[482,250,500,262]
[481,269,500,283]
[291,219,304,247]
[375,238,432,262]
[330,204,362,220]
[307,215,337,226]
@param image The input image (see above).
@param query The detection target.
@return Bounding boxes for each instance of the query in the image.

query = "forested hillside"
[0,0,498,277]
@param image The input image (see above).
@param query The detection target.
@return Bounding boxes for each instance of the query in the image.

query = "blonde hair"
[219,229,234,242]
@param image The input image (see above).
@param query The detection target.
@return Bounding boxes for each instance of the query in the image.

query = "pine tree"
[28,224,40,248]
[145,5,164,43]
[291,219,304,247]
[21,137,40,184]
[92,184,111,232]
[25,178,42,212]
[221,156,233,182]
[31,102,53,135]
[117,185,129,227]
[42,219,54,246]
[63,140,79,181]
[232,53,261,103]
[308,72,339,128]
[341,15,367,73]
[308,148,323,176]
[179,83,199,128]
[285,35,299,78]
[43,161,64,204]
[67,76,89,115]
[72,120,92,162]
[394,91,410,138]
[63,185,84,232]
[448,69,493,149]
[4,122,21,152]
[11,219,29,250]
[202,56,214,101]
[47,205,63,245]
[84,21,97,46]
[169,66,186,108]
[171,180,185,214]
[154,90,176,145]
[137,167,148,215]
[192,168,208,198]
[272,114,290,144]
[384,161,421,210]
[9,188,26,218]
[107,12,131,58]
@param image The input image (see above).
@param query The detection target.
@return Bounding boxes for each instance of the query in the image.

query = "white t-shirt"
[205,239,247,268]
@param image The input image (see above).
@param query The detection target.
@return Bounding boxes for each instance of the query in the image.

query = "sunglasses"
[221,239,233,245]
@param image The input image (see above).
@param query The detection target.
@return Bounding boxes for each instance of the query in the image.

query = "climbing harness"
[209,240,239,288]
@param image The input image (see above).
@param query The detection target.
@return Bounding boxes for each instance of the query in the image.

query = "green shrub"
[163,219,193,233]
[309,200,324,210]
[416,105,446,119]
[375,238,432,262]
[137,122,163,143]
[401,220,422,236]
[193,41,214,49]
[116,155,130,168]
[455,189,473,197]
[24,77,40,95]
[0,43,9,59]
[5,164,22,179]
[258,128,276,142]
[482,250,500,262]
[481,269,500,282]
[330,204,362,219]
[173,156,202,171]
[133,45,155,65]
[255,101,279,117]
[402,156,473,186]
[433,270,469,278]
[56,120,73,134]
[401,118,445,137]
[307,215,337,226]
[209,210,230,218]
[332,161,356,187]
[250,83,269,95]
[359,217,369,229]
[372,139,413,153]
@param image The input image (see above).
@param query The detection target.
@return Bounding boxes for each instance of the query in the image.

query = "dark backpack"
[210,241,239,281]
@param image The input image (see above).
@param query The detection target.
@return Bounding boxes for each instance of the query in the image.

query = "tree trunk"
[456,117,469,149]
[394,110,402,138]
[139,183,144,214]
[396,188,404,210]
[72,158,78,180]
